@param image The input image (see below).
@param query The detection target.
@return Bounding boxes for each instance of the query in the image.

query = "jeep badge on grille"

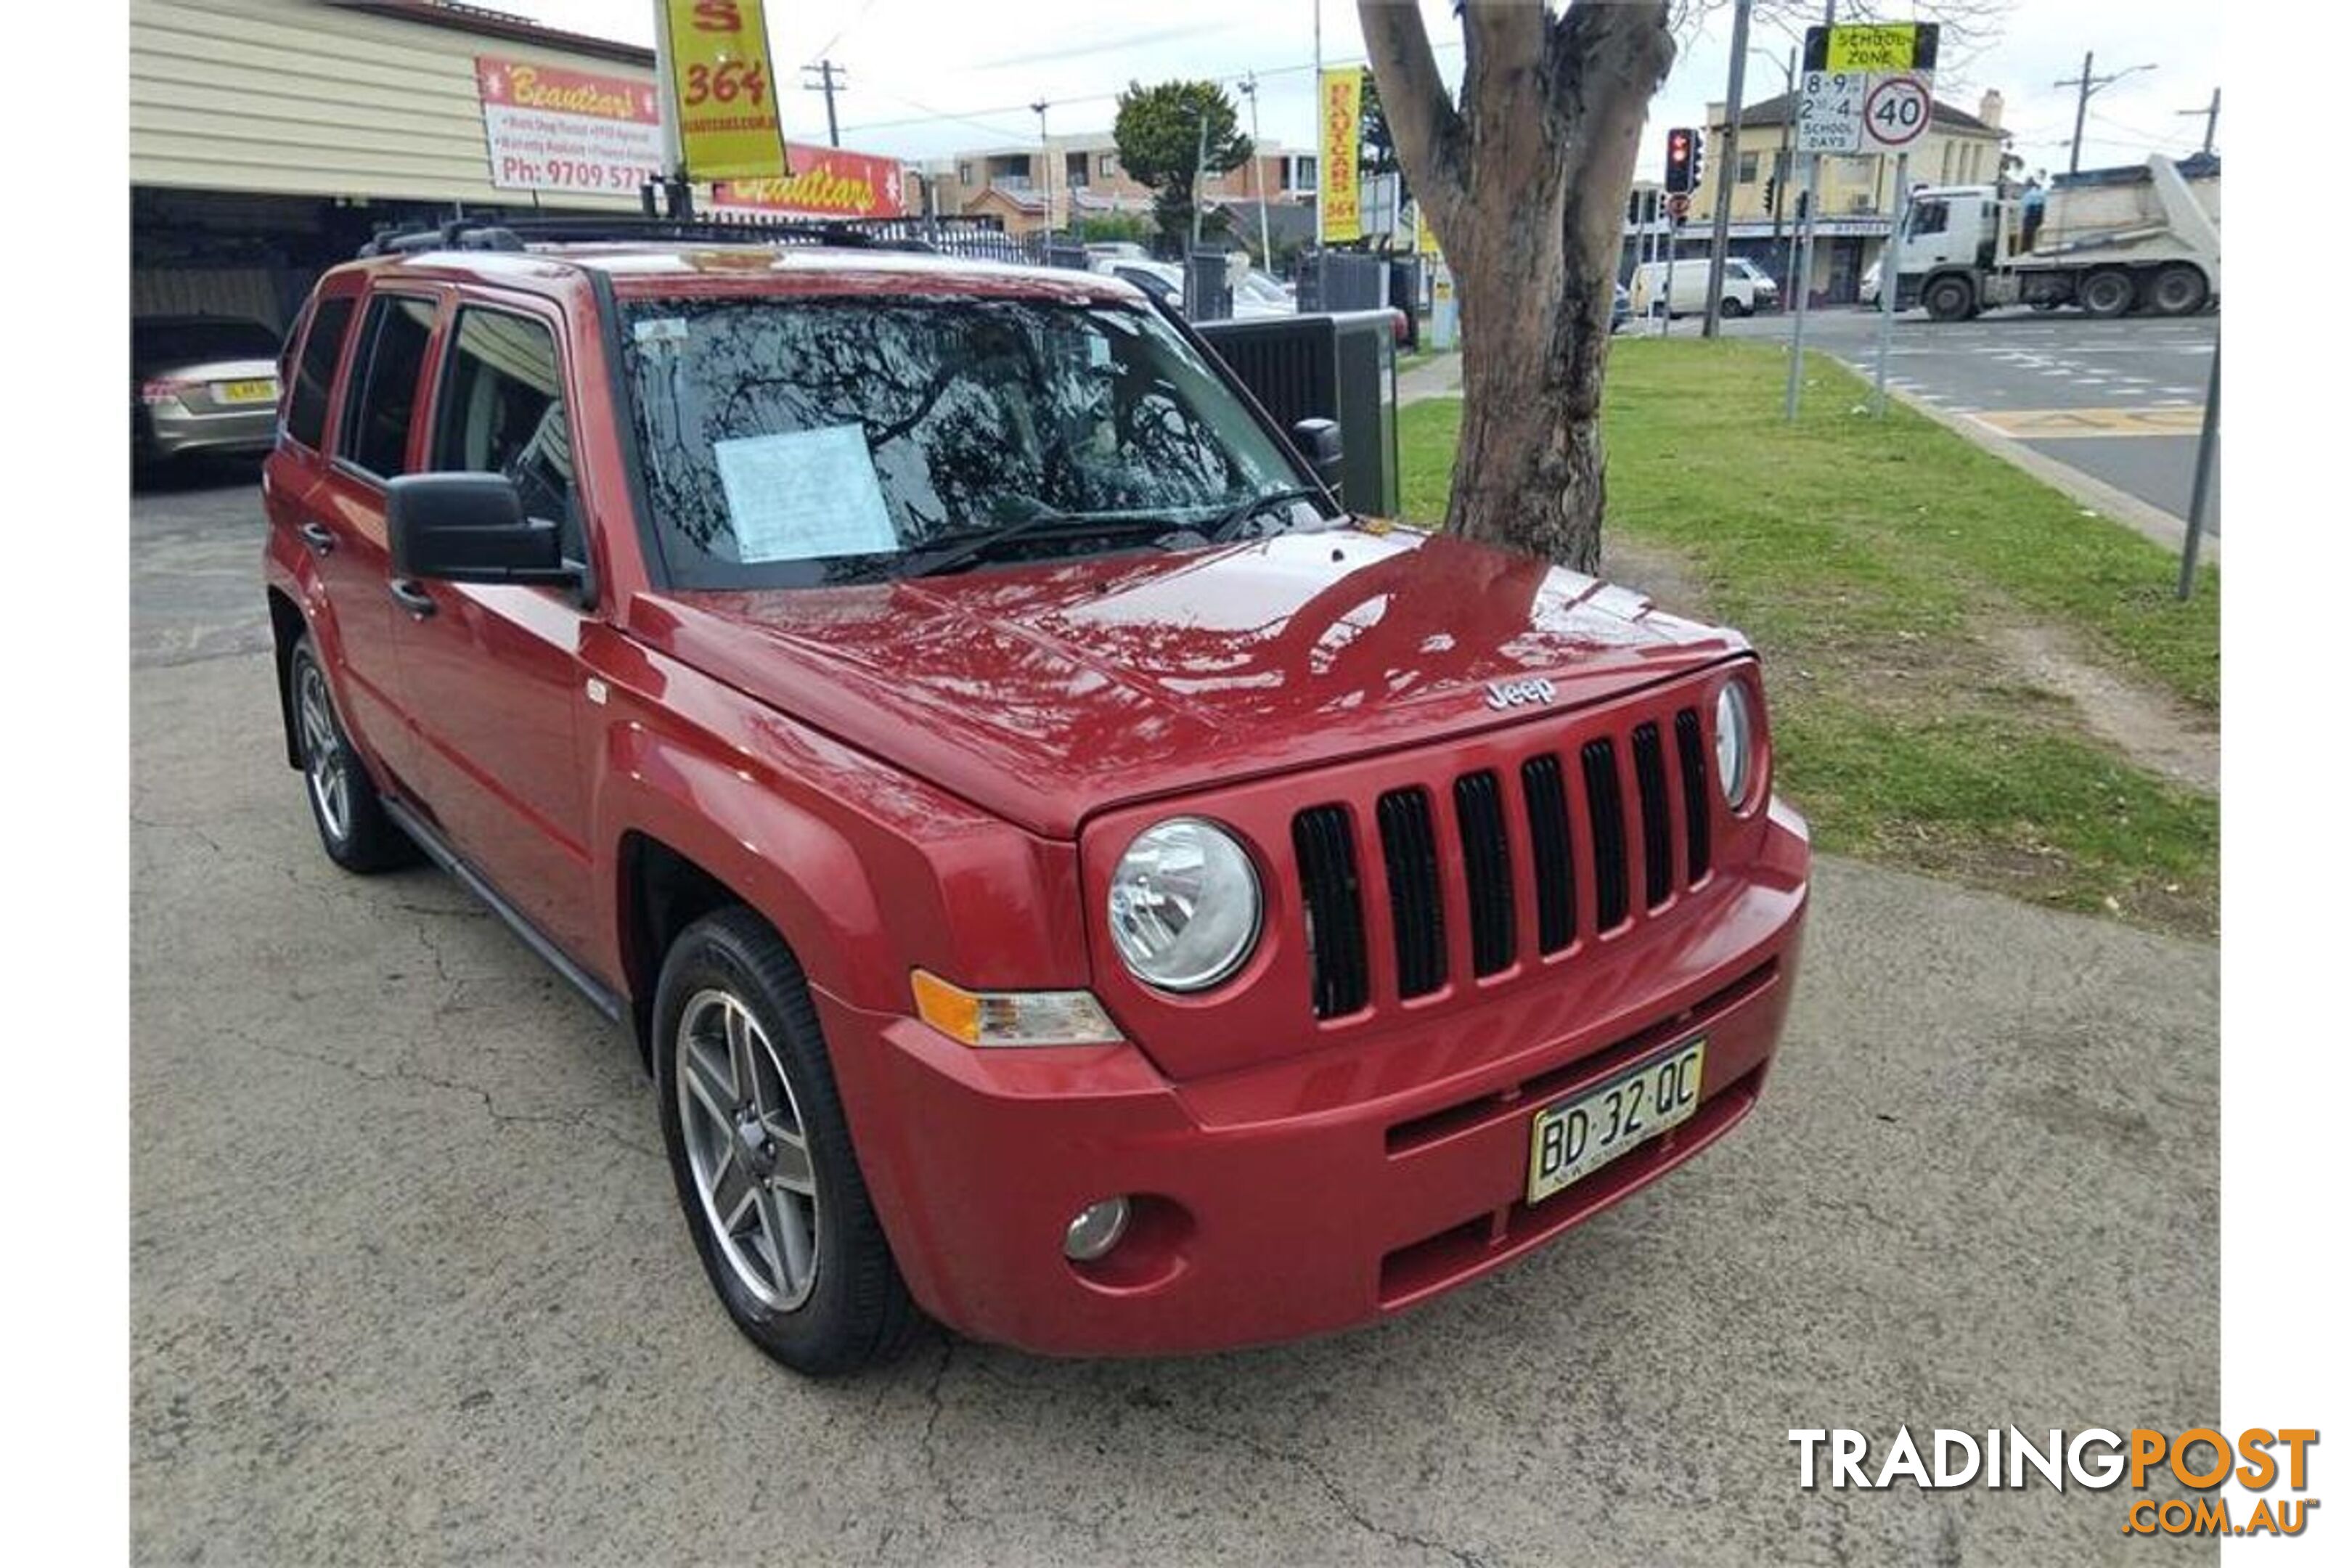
[1485,677,1558,711]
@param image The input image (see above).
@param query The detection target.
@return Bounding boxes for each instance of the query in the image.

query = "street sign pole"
[1784,0,1837,421]
[2176,350,2219,599]
[1662,217,1676,338]
[1872,147,1908,415]
[1784,151,1821,420]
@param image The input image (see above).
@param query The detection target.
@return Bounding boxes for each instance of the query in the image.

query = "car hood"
[633,526,1746,837]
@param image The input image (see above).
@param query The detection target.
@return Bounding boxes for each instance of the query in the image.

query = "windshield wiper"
[1204,485,1326,544]
[897,510,1178,580]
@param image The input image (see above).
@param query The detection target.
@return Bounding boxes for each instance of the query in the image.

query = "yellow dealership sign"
[1319,68,1362,244]
[659,0,790,181]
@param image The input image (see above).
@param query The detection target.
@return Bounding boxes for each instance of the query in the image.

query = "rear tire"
[288,635,415,873]
[2147,264,2208,317]
[1924,275,1973,321]
[2079,269,2135,319]
[653,907,920,1376]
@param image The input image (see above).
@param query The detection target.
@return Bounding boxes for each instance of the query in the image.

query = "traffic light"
[1664,126,1696,195]
[1689,128,1705,191]
[1763,173,1778,215]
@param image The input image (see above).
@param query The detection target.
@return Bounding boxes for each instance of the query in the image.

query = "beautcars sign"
[474,54,902,218]
[711,147,909,220]
[475,56,663,196]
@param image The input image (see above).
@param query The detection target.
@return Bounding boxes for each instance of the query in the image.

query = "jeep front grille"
[1376,787,1447,1000]
[1294,701,1717,1021]
[1291,804,1370,1019]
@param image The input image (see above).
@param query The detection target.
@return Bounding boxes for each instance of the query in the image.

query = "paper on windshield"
[713,425,898,563]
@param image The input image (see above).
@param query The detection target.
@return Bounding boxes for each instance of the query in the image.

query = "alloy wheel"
[296,660,351,843]
[674,987,822,1310]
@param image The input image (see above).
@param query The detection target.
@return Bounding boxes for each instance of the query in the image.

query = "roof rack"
[358,213,941,258]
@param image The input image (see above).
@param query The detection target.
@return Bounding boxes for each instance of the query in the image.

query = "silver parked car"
[133,315,284,467]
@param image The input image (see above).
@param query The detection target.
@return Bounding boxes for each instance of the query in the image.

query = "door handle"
[297,520,336,555]
[388,579,438,618]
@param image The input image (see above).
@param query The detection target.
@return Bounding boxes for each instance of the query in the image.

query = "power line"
[804,0,883,67]
[2085,107,2199,152]
[2053,52,2157,175]
[2176,86,2218,155]
[833,41,1460,141]
[853,88,1042,142]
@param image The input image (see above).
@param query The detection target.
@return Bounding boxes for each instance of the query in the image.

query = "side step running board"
[380,798,626,1023]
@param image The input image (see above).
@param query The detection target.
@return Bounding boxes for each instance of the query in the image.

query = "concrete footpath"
[133,644,2217,1566]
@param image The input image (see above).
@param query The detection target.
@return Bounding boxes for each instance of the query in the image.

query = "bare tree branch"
[1358,1,1470,237]
[1550,4,1677,263]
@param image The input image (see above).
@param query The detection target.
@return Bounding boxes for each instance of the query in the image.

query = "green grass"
[1397,338,2218,934]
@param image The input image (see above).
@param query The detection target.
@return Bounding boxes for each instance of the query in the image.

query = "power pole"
[2056,52,2158,175]
[1191,110,1210,252]
[2061,52,2094,175]
[1032,99,1053,242]
[2178,87,2219,155]
[1312,0,1325,250]
[1701,0,1755,338]
[1775,45,1794,293]
[802,59,844,148]
[1241,73,1272,271]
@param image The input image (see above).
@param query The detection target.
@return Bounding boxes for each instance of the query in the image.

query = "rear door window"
[340,294,439,479]
[286,295,356,452]
[430,307,579,558]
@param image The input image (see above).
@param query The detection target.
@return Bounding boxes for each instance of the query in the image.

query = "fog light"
[1063,1196,1131,1262]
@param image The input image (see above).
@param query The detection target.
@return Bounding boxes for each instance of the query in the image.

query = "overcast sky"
[507,1,2221,179]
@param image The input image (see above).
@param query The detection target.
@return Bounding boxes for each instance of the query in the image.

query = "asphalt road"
[131,470,2219,1566]
[1723,309,2220,532]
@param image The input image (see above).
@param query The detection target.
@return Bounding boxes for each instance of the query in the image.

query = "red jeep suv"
[261,219,1810,1375]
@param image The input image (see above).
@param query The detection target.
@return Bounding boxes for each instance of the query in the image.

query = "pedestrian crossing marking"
[1968,406,2206,440]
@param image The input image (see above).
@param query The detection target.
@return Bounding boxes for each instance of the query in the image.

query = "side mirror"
[387,473,570,584]
[1291,417,1344,494]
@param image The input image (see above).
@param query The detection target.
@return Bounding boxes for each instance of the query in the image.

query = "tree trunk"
[1360,1,1673,576]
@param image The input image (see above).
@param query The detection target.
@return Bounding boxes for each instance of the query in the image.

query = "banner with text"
[475,57,662,197]
[1318,68,1363,244]
[711,145,910,219]
[661,0,790,181]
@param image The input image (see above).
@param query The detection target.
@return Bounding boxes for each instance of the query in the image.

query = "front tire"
[653,908,918,1376]
[1924,275,1973,321]
[288,634,415,873]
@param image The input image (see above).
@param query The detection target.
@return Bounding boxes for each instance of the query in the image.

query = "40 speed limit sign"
[1862,75,1932,151]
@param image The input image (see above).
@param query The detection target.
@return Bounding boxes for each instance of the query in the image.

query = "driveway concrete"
[132,475,2217,1566]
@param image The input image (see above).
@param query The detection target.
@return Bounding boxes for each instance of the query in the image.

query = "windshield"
[1903,199,1949,239]
[621,294,1315,587]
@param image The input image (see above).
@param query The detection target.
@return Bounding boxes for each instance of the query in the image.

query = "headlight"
[1715,681,1755,807]
[1107,817,1262,992]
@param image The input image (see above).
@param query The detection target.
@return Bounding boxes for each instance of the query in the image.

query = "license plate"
[216,378,277,404]
[1526,1037,1707,1204]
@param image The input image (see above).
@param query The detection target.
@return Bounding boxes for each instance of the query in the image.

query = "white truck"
[1893,152,2219,320]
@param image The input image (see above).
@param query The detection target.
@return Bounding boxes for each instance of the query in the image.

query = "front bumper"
[822,799,1810,1357]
